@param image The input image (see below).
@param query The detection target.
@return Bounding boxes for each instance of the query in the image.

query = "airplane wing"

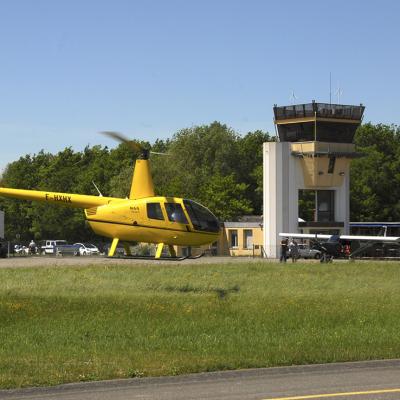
[0,187,123,209]
[339,235,400,242]
[279,232,400,243]
[279,233,332,240]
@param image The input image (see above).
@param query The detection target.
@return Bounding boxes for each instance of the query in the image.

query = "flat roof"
[224,222,262,228]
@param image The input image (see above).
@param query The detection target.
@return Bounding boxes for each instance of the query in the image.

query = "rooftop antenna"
[335,82,343,104]
[290,90,297,104]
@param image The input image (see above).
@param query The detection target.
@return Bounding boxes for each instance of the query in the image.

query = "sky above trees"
[1,0,400,172]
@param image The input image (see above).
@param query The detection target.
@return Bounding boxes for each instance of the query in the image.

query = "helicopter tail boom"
[0,187,122,209]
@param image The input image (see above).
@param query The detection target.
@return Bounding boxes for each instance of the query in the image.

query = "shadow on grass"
[163,284,240,299]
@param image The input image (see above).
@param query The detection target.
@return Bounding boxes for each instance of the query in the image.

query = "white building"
[263,102,364,258]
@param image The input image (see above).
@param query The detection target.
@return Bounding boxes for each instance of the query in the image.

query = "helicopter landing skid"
[187,252,205,259]
[106,252,205,261]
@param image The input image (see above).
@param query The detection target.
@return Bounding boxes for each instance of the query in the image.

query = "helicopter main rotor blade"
[100,131,143,153]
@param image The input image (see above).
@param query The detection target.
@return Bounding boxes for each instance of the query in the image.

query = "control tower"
[263,101,365,258]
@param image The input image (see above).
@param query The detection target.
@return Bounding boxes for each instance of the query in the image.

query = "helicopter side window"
[147,203,164,220]
[165,203,188,224]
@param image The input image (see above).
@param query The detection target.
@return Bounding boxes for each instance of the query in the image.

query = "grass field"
[1,261,400,388]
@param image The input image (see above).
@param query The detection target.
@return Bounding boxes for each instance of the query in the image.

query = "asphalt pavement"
[1,359,400,400]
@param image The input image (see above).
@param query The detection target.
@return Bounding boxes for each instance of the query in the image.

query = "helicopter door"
[145,202,168,230]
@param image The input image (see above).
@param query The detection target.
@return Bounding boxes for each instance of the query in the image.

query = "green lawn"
[0,261,400,388]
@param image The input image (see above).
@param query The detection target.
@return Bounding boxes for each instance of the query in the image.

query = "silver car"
[296,243,321,259]
[74,243,100,256]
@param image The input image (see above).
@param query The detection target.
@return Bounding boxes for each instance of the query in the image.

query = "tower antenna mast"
[335,82,343,104]
[290,90,297,104]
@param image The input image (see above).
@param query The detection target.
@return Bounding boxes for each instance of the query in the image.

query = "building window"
[328,156,336,174]
[243,230,253,249]
[229,230,238,248]
[147,203,164,220]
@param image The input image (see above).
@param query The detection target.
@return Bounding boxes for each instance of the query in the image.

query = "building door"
[229,230,238,248]
[244,229,253,249]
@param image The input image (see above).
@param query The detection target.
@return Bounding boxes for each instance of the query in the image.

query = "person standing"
[280,237,288,262]
[29,240,36,255]
[289,239,299,263]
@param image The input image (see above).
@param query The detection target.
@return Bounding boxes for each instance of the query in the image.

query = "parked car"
[41,240,80,256]
[297,243,321,259]
[74,243,100,256]
[14,244,29,255]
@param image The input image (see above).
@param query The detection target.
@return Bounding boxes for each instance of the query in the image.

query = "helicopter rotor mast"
[101,131,155,199]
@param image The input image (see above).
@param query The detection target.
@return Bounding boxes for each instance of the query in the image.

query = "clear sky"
[1,0,400,173]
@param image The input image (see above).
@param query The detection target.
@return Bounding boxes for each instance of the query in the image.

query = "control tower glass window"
[317,190,335,222]
[273,103,364,143]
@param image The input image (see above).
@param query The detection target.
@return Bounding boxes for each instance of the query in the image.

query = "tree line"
[0,122,269,242]
[0,121,399,243]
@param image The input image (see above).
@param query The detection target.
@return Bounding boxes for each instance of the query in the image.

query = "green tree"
[351,123,400,221]
[152,122,239,198]
[198,174,253,221]
[237,130,273,214]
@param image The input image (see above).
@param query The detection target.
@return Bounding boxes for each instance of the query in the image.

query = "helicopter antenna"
[92,181,103,197]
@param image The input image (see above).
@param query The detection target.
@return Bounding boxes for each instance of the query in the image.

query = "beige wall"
[291,142,355,188]
[175,225,264,257]
[218,226,263,256]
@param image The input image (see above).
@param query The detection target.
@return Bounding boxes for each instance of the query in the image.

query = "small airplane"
[0,132,220,259]
[279,232,400,262]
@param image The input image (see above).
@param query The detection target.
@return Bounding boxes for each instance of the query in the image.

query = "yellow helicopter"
[0,132,220,259]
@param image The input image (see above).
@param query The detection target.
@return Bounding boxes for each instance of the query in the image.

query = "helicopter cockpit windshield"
[183,199,220,233]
